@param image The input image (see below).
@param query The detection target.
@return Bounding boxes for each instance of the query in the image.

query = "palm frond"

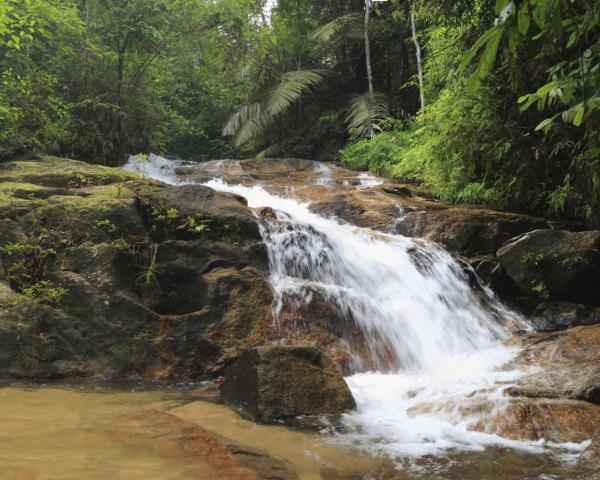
[265,69,328,117]
[234,117,272,146]
[346,92,390,140]
[310,13,362,43]
[222,102,263,137]
[224,69,328,145]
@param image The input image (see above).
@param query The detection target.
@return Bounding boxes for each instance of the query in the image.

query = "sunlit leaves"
[461,0,600,132]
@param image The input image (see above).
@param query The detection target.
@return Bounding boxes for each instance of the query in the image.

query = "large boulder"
[220,345,356,423]
[497,229,600,304]
[0,156,273,380]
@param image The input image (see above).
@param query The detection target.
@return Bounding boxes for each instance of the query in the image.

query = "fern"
[346,92,390,140]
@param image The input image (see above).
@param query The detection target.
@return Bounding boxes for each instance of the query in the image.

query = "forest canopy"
[0,0,598,227]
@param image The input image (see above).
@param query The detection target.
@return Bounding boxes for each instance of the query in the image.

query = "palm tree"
[223,1,390,147]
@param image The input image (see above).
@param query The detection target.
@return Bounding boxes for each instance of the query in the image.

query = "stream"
[124,155,592,472]
[0,154,592,479]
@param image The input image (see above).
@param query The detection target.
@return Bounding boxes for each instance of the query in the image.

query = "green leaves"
[460,25,505,89]
[266,69,328,117]
[517,2,530,35]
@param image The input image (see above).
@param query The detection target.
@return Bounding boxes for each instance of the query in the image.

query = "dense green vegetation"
[1,0,598,226]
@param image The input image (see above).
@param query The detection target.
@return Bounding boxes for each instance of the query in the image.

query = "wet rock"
[486,398,600,443]
[113,409,294,480]
[394,209,550,255]
[531,301,600,332]
[497,229,600,304]
[510,325,600,404]
[220,345,356,423]
[240,157,315,177]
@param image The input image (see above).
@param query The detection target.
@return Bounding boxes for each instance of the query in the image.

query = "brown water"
[0,384,393,480]
[0,384,593,480]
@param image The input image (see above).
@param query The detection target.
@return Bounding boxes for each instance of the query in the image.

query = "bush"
[340,83,511,206]
[0,69,72,159]
[340,129,415,177]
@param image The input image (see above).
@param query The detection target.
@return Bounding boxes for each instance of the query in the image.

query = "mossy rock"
[0,156,272,380]
[497,229,600,305]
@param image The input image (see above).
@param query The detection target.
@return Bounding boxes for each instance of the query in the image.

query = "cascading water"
[124,154,589,464]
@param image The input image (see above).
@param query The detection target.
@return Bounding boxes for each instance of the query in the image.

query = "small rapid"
[123,154,589,464]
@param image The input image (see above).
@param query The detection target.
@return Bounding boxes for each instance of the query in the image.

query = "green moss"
[530,280,550,300]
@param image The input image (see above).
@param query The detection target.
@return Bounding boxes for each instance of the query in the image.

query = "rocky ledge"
[0,156,274,379]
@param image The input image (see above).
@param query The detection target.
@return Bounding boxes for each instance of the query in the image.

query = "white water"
[124,154,588,461]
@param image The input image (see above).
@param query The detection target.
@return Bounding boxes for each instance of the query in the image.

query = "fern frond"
[346,92,390,140]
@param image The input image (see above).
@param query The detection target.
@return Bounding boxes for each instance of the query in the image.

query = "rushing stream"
[122,154,590,470]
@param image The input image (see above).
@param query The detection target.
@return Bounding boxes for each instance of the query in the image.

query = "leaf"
[534,117,554,132]
[572,104,585,126]
[265,69,327,117]
[495,0,510,15]
[550,0,562,36]
[474,26,505,81]
[566,31,577,48]
[517,2,530,35]
[459,27,500,74]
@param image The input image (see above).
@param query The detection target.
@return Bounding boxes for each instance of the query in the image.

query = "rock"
[182,158,549,256]
[393,209,550,255]
[112,409,294,480]
[578,429,600,473]
[0,156,273,380]
[220,345,356,423]
[484,398,600,444]
[510,325,600,404]
[497,229,600,304]
[531,301,600,332]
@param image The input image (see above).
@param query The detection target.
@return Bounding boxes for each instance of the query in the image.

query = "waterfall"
[123,154,586,460]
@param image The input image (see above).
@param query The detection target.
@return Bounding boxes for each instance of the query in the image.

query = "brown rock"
[220,345,356,423]
[497,229,600,304]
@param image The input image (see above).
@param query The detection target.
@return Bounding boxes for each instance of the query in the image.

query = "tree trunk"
[410,2,425,111]
[364,0,376,138]
[116,48,125,143]
[364,0,374,96]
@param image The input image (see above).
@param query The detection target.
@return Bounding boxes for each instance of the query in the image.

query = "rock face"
[180,158,551,257]
[531,302,600,332]
[0,156,272,379]
[220,345,356,423]
[393,208,550,256]
[510,325,600,405]
[497,229,600,304]
[578,429,600,475]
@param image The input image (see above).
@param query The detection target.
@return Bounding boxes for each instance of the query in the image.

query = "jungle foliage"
[1,0,599,226]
